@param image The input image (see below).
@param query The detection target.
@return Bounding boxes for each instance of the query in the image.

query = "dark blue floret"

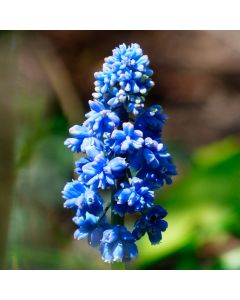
[129,138,177,189]
[135,105,168,139]
[137,158,177,189]
[132,205,168,245]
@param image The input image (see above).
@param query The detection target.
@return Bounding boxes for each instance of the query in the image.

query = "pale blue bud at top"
[93,43,154,115]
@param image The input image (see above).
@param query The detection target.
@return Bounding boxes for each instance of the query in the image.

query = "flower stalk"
[111,188,125,270]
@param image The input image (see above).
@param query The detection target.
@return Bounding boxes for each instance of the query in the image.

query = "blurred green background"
[0,31,240,270]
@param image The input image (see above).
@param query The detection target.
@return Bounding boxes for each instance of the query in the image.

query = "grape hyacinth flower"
[113,177,154,216]
[64,124,103,153]
[100,225,138,262]
[73,212,109,247]
[62,43,177,266]
[107,122,144,155]
[132,205,168,245]
[62,180,103,216]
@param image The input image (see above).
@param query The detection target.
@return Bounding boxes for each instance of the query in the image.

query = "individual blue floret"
[135,105,168,139]
[100,225,138,262]
[73,212,110,247]
[132,205,168,245]
[62,180,103,217]
[137,158,177,189]
[113,177,154,216]
[75,151,128,189]
[107,122,144,155]
[130,138,177,188]
[84,100,120,138]
[64,124,103,153]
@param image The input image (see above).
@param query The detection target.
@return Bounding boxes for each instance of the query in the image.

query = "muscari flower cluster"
[62,43,177,263]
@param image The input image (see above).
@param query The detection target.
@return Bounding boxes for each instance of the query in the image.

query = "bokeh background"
[0,30,240,270]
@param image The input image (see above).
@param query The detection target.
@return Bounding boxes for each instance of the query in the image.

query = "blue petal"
[74,229,88,240]
[112,243,124,262]
[89,227,104,247]
[88,100,105,112]
[101,228,119,244]
[123,242,138,261]
[69,125,90,138]
[147,230,163,245]
[109,157,127,172]
[100,244,113,263]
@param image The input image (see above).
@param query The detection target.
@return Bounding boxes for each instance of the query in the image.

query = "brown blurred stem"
[35,37,85,125]
[34,37,86,176]
[0,33,17,269]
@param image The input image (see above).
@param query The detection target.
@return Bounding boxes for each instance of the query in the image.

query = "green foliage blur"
[1,31,240,270]
[135,137,240,269]
[8,111,240,269]
[7,102,240,270]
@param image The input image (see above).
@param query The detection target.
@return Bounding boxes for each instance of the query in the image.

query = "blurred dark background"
[0,30,240,269]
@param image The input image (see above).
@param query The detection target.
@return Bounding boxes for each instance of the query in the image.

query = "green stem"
[111,262,125,270]
[111,187,125,270]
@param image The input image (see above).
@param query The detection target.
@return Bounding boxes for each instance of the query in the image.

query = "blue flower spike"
[62,43,177,266]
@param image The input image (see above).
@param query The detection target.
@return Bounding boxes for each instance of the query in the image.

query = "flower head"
[93,43,154,115]
[100,225,138,262]
[132,205,168,245]
[63,43,177,264]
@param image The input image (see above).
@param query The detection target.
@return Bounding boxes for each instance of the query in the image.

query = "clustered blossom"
[93,43,154,115]
[62,43,177,263]
[113,177,154,216]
